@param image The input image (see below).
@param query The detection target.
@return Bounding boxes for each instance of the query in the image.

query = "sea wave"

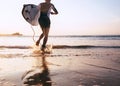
[0,46,32,49]
[0,45,120,49]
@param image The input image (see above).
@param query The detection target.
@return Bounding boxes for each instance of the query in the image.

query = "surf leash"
[30,25,36,43]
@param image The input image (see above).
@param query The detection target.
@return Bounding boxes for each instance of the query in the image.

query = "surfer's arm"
[51,4,58,15]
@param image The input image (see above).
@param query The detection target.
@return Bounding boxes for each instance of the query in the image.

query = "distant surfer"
[36,0,58,50]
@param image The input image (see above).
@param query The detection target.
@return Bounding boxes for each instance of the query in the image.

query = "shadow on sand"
[22,54,52,86]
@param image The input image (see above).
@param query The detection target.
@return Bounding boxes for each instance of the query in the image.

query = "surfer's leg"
[36,26,46,46]
[36,33,44,46]
[42,28,50,49]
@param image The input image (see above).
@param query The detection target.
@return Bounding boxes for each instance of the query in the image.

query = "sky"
[0,0,120,35]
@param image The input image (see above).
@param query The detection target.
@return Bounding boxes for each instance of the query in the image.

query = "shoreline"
[0,46,120,86]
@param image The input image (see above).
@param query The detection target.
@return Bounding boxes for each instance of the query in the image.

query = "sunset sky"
[0,0,120,35]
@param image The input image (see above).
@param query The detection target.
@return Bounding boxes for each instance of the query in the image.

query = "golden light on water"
[0,58,34,73]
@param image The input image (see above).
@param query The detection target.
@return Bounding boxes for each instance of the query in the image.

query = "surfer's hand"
[50,12,54,14]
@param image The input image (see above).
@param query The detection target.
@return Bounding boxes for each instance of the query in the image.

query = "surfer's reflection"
[22,55,51,86]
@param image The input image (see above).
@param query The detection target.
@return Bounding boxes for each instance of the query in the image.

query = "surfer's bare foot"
[41,45,46,51]
[36,40,40,46]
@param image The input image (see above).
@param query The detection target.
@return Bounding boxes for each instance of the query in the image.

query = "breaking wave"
[0,45,120,49]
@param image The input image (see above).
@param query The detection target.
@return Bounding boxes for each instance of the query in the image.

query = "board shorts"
[38,12,51,28]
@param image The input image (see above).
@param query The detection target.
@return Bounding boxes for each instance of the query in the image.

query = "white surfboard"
[22,4,40,26]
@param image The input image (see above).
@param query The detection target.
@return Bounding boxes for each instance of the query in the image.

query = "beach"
[0,36,120,86]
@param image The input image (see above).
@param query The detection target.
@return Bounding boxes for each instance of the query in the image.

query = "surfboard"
[22,4,40,26]
[32,44,53,54]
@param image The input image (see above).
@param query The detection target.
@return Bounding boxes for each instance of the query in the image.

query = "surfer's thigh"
[45,28,50,36]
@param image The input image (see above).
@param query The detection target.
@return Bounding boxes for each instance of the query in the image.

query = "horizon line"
[0,33,120,37]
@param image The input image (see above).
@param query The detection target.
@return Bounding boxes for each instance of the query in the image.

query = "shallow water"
[0,35,120,86]
[0,35,120,46]
[0,48,120,86]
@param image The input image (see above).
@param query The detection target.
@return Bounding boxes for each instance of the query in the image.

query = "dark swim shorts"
[38,12,51,28]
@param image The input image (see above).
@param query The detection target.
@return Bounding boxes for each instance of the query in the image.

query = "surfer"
[36,0,58,50]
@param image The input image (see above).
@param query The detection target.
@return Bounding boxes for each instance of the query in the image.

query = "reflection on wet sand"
[22,54,51,86]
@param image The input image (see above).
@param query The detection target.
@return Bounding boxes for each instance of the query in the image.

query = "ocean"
[0,35,120,86]
[0,35,120,47]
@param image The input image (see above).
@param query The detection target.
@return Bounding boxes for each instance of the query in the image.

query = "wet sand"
[0,47,120,86]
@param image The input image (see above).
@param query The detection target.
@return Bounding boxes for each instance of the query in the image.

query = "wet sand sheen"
[0,48,120,86]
